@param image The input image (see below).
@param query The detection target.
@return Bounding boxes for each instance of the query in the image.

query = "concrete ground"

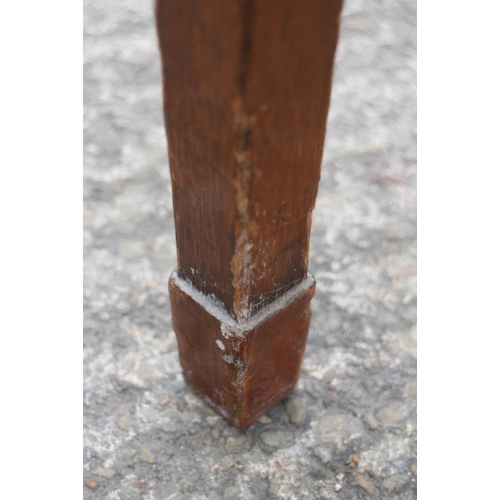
[83,0,417,498]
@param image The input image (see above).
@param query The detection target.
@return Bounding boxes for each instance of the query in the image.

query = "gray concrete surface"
[83,0,417,498]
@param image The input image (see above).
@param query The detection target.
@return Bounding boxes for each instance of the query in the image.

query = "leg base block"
[169,271,315,429]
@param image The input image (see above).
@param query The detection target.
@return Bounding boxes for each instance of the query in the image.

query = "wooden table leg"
[156,0,343,428]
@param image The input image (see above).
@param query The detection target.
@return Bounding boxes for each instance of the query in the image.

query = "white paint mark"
[220,323,232,339]
[223,354,234,364]
[171,271,315,334]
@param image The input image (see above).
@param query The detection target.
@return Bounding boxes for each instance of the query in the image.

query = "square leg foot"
[169,271,316,429]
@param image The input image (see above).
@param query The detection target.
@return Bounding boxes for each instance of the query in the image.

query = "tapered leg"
[156,0,343,428]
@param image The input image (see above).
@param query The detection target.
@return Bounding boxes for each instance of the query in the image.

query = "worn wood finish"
[157,0,342,320]
[169,272,315,429]
[156,0,343,427]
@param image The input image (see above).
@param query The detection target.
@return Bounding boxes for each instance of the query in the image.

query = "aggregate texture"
[83,0,417,498]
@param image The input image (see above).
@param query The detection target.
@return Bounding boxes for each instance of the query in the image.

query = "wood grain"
[157,0,343,320]
[169,272,316,428]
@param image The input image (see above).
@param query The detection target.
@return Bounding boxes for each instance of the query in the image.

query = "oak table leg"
[156,0,343,428]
